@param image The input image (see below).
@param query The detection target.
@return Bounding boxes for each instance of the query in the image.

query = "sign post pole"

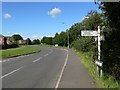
[97,26,102,77]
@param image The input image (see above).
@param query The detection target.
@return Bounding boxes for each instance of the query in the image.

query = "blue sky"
[2,2,101,40]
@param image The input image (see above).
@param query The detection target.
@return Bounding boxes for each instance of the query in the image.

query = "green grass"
[0,46,41,58]
[75,50,120,88]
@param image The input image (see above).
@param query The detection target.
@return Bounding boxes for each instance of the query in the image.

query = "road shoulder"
[58,49,96,88]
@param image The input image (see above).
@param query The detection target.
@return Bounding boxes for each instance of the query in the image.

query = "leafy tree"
[26,38,32,45]
[98,2,120,79]
[83,10,103,30]
[12,34,23,41]
[32,39,40,45]
[54,32,68,46]
[68,23,81,45]
[41,37,52,45]
[54,33,60,45]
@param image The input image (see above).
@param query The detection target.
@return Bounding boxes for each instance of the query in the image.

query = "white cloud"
[7,32,11,35]
[14,33,19,35]
[48,8,61,18]
[4,13,12,19]
[30,35,42,40]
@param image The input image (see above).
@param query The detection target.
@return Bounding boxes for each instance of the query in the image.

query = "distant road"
[2,46,96,88]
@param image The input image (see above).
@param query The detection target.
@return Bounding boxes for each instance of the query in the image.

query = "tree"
[32,39,40,45]
[41,37,52,45]
[97,2,120,79]
[26,38,32,45]
[12,34,23,41]
[53,32,68,46]
[54,33,60,45]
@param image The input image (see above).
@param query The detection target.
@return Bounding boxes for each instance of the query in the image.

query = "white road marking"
[44,54,49,57]
[4,59,10,62]
[1,67,23,78]
[33,57,42,62]
[55,49,69,89]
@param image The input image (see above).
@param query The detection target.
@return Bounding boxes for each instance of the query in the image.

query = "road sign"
[95,60,103,67]
[81,30,98,36]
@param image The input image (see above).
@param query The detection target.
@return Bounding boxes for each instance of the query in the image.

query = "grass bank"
[0,45,41,58]
[75,50,120,88]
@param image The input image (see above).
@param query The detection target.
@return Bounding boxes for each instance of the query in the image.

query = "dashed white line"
[44,54,49,57]
[33,57,42,62]
[55,49,69,89]
[1,67,23,78]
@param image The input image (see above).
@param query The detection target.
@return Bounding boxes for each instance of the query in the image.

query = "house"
[0,35,14,45]
[0,34,27,45]
[5,36,14,45]
[0,34,5,45]
[18,40,27,45]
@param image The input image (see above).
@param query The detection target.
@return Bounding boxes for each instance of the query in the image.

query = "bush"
[0,44,19,50]
[72,36,98,61]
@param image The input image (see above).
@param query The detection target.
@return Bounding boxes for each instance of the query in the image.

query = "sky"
[2,2,102,40]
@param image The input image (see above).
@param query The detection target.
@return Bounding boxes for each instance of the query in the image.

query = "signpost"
[81,30,98,36]
[81,26,103,77]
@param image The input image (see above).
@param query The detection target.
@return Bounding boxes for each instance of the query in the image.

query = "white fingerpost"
[98,26,102,77]
[81,26,103,77]
[97,26,100,73]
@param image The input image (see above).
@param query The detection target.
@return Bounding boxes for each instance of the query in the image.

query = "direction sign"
[95,60,103,67]
[81,30,98,36]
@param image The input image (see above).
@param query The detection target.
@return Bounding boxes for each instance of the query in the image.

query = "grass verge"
[0,46,41,58]
[75,50,120,88]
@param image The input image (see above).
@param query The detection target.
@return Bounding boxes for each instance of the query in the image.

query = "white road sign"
[95,60,103,67]
[81,30,98,36]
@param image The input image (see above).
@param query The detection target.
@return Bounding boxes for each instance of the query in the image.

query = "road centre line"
[33,57,42,62]
[55,49,69,89]
[44,54,49,57]
[1,67,23,78]
[33,49,53,62]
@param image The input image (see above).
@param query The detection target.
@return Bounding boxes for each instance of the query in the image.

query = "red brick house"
[0,34,5,45]
[0,35,14,45]
[5,36,14,45]
[0,34,27,46]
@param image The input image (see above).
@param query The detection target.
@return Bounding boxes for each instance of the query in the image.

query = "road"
[1,46,96,88]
